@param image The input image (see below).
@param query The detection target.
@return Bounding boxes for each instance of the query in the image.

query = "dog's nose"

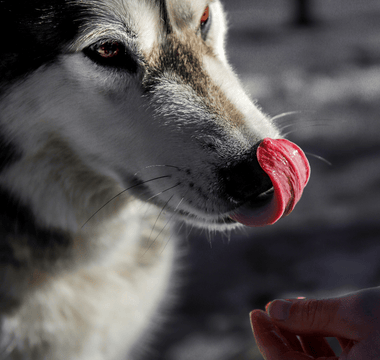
[220,142,273,203]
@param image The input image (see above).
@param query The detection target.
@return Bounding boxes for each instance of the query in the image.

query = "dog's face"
[0,0,280,230]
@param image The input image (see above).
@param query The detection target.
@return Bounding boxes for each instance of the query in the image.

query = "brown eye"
[83,40,139,73]
[200,6,209,27]
[97,41,120,58]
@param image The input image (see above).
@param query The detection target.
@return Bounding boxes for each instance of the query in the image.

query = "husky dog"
[0,0,282,359]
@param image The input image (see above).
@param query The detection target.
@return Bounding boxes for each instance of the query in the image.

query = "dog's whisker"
[144,195,185,256]
[282,122,331,137]
[176,219,186,236]
[225,230,232,243]
[146,185,181,245]
[278,123,297,133]
[81,175,171,229]
[133,165,181,177]
[141,182,180,220]
[217,217,233,243]
[205,228,213,245]
[173,196,185,213]
[271,110,318,123]
[270,110,304,122]
[143,194,176,256]
[146,182,181,202]
[305,152,332,166]
[146,194,174,246]
[160,197,185,254]
[159,229,175,255]
[280,121,331,132]
[185,222,196,242]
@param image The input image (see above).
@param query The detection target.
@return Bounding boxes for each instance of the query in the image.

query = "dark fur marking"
[0,128,22,174]
[156,0,172,34]
[0,186,71,267]
[0,0,86,87]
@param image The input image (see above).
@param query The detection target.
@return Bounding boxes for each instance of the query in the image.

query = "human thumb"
[266,298,356,340]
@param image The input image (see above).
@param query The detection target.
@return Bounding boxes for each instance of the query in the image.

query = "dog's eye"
[96,41,121,58]
[83,40,139,73]
[200,6,211,39]
[201,7,209,26]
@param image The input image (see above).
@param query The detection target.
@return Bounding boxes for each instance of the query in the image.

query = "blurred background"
[144,1,380,359]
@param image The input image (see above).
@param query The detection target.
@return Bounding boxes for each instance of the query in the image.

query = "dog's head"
[0,0,308,231]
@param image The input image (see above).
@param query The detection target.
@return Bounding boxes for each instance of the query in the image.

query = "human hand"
[250,287,380,359]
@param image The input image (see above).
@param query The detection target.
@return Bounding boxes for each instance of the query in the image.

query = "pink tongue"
[230,138,310,227]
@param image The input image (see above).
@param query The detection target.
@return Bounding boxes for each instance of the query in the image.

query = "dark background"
[146,1,380,359]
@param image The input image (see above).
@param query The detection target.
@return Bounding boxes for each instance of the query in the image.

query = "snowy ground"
[147,2,380,359]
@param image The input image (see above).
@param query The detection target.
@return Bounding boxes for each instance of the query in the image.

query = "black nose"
[219,142,273,204]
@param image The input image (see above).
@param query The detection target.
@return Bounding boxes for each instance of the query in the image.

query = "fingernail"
[268,300,292,320]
